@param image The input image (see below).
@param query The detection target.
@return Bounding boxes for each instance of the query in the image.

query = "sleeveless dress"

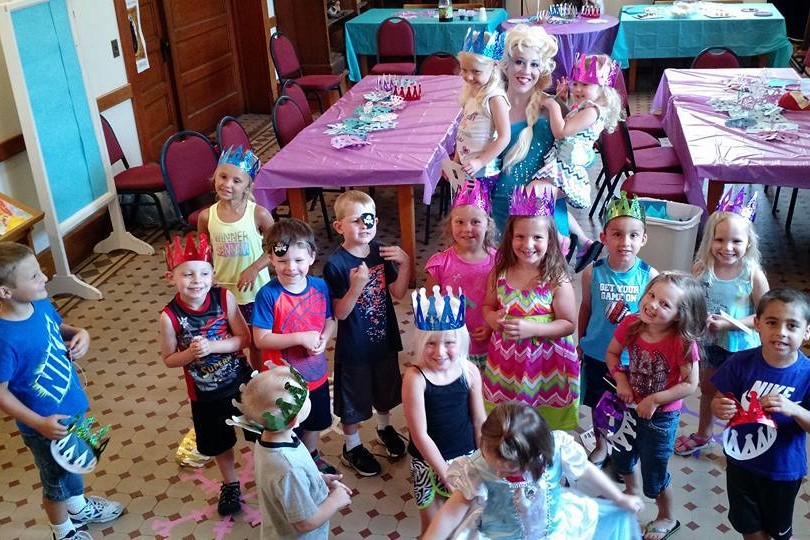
[483,272,580,430]
[535,100,605,209]
[699,266,760,352]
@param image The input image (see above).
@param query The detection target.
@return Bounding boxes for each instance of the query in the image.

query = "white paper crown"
[412,286,466,331]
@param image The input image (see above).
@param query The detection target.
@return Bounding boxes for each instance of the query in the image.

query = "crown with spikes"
[570,53,619,88]
[725,391,776,430]
[508,185,555,217]
[50,414,111,474]
[722,390,778,460]
[453,179,491,213]
[218,145,261,179]
[461,28,505,61]
[164,232,212,271]
[412,285,466,331]
[715,186,758,222]
[229,366,310,433]
[605,191,645,223]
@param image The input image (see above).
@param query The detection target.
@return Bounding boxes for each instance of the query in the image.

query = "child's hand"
[37,414,70,440]
[349,262,370,290]
[541,96,561,111]
[328,481,352,509]
[305,332,329,356]
[66,329,90,360]
[461,158,483,176]
[555,78,569,101]
[762,393,801,418]
[470,325,492,343]
[299,331,323,352]
[237,266,260,292]
[615,493,644,514]
[486,308,506,331]
[711,395,737,420]
[706,314,732,334]
[379,245,409,267]
[190,336,210,358]
[616,379,634,404]
[636,395,659,419]
[501,317,534,340]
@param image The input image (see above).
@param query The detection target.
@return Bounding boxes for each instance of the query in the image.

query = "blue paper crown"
[218,145,261,179]
[461,28,505,61]
[412,286,466,331]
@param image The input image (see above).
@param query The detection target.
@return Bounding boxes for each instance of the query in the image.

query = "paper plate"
[754,11,772,17]
[586,18,608,24]
[507,18,527,23]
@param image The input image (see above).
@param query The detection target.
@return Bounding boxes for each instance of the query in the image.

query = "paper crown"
[218,145,261,179]
[604,191,645,223]
[461,28,505,61]
[50,415,111,474]
[164,232,212,271]
[412,286,466,331]
[722,390,778,460]
[452,179,491,213]
[229,366,309,433]
[593,391,626,436]
[570,53,619,88]
[725,391,776,430]
[394,80,422,101]
[508,185,555,217]
[715,186,758,222]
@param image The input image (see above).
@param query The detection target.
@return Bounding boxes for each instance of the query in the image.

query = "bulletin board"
[0,0,151,299]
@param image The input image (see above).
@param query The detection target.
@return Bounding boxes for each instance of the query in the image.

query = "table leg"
[360,56,369,78]
[288,189,308,222]
[396,184,416,288]
[757,54,767,68]
[706,180,725,211]
[629,60,638,94]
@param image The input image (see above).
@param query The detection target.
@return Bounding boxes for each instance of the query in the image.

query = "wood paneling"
[96,84,133,112]
[0,134,25,162]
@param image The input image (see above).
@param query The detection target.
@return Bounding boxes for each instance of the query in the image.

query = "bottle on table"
[438,0,453,22]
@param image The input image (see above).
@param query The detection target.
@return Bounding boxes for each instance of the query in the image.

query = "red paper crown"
[393,81,422,101]
[164,232,212,271]
[725,391,776,430]
[580,5,602,18]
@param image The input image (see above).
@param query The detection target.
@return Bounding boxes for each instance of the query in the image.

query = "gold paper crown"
[604,192,645,223]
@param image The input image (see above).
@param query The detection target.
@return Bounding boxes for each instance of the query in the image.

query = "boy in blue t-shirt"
[0,242,124,540]
[712,288,810,540]
[578,193,657,466]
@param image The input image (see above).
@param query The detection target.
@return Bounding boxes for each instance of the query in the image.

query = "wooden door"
[161,0,245,133]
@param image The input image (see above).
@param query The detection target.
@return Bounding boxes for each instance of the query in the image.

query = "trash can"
[637,198,703,273]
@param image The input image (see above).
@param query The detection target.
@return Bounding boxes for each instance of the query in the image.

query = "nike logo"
[778,527,791,536]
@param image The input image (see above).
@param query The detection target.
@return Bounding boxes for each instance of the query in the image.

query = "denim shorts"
[21,431,85,501]
[610,408,679,499]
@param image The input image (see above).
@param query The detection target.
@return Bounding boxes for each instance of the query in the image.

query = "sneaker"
[341,444,381,477]
[217,482,242,516]
[377,426,406,458]
[68,496,124,525]
[311,450,338,475]
[53,531,93,540]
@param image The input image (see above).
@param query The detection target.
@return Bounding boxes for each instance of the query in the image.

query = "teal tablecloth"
[611,3,792,69]
[345,8,508,82]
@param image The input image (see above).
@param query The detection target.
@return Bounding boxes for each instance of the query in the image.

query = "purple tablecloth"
[254,75,463,211]
[500,16,619,81]
[652,68,810,210]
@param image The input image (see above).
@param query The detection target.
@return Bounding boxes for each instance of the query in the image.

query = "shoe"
[644,519,681,540]
[217,482,242,516]
[377,426,406,458]
[674,433,712,456]
[67,496,124,525]
[574,241,603,273]
[311,450,338,475]
[341,444,381,476]
[53,531,93,540]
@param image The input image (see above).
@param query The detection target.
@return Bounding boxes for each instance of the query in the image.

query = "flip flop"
[644,519,680,540]
[574,240,603,273]
[674,433,711,456]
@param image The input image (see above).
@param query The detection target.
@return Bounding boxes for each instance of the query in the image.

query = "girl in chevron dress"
[482,186,580,430]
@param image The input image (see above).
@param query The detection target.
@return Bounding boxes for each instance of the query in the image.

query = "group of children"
[0,28,809,540]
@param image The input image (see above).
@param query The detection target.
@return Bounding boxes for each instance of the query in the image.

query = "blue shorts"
[21,431,85,502]
[610,408,679,499]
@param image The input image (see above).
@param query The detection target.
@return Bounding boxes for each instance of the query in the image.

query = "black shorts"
[582,355,612,408]
[295,382,333,433]
[703,345,732,370]
[190,393,258,457]
[333,351,402,425]
[726,461,802,540]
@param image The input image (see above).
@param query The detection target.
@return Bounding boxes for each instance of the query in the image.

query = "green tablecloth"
[345,8,508,82]
[611,3,792,68]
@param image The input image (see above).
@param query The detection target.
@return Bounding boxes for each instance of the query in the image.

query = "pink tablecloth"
[254,75,463,211]
[651,68,810,210]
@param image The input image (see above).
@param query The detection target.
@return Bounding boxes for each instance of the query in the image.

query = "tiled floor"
[1,92,809,539]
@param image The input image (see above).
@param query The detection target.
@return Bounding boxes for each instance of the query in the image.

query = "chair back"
[272,96,309,148]
[419,52,460,76]
[281,80,314,125]
[160,130,218,221]
[270,32,303,81]
[691,47,741,69]
[611,69,631,116]
[377,17,415,62]
[99,115,128,168]
[216,116,252,153]
[598,122,633,181]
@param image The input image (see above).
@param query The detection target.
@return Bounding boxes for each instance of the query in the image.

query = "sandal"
[644,519,680,540]
[674,434,711,456]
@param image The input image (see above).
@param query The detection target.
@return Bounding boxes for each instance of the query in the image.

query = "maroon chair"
[100,115,170,239]
[419,52,460,76]
[614,68,666,139]
[160,131,218,229]
[691,47,741,69]
[269,32,343,112]
[216,116,251,154]
[370,17,417,76]
[281,80,314,126]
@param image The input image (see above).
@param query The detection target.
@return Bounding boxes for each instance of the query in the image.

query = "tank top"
[406,366,475,461]
[207,200,271,305]
[700,266,760,352]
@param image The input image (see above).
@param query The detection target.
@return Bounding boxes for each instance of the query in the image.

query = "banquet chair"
[370,17,417,76]
[281,80,314,126]
[216,116,251,154]
[613,69,666,139]
[691,47,741,69]
[269,32,343,113]
[271,96,332,239]
[160,130,219,229]
[419,52,461,76]
[100,115,170,239]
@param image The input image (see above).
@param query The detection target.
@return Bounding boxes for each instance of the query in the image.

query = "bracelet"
[607,364,622,376]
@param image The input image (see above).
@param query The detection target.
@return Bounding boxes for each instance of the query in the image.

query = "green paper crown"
[261,367,308,432]
[604,191,645,224]
[68,415,111,454]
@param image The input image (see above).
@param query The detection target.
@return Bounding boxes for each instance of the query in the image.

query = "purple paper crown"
[508,185,555,217]
[452,179,491,213]
[715,187,758,222]
[570,53,619,88]
[461,28,505,61]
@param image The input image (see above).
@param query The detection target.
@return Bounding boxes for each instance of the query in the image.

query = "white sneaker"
[53,530,93,540]
[68,496,124,525]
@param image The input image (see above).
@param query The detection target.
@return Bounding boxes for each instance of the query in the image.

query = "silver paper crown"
[461,28,505,61]
[412,286,466,331]
[218,145,261,179]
